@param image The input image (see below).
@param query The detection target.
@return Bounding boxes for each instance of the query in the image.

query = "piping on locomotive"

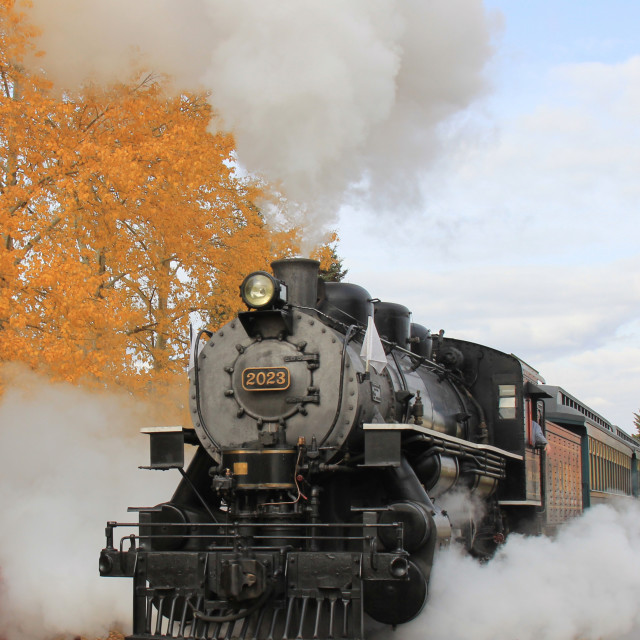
[99,258,639,640]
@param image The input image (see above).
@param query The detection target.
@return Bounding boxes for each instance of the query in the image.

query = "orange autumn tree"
[0,1,84,371]
[311,231,348,282]
[0,0,298,391]
[60,81,292,385]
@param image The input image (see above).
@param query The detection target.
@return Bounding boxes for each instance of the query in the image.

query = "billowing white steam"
[409,500,640,640]
[0,367,179,639]
[23,0,498,241]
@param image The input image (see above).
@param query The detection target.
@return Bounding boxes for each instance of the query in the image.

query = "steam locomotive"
[99,258,639,640]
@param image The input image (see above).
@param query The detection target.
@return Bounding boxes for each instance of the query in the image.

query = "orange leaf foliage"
[0,0,305,397]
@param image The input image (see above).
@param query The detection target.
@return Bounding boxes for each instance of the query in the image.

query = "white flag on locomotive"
[361,316,387,373]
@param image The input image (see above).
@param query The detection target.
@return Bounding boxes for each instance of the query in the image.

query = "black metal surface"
[221,448,297,490]
[363,559,426,625]
[363,430,401,467]
[373,302,410,346]
[238,309,293,339]
[317,282,374,328]
[101,517,410,640]
[410,323,433,359]
[378,501,432,553]
[271,258,320,309]
[142,429,185,470]
[124,590,363,640]
[101,258,634,640]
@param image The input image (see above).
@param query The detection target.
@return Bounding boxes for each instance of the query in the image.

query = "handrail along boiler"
[100,258,592,640]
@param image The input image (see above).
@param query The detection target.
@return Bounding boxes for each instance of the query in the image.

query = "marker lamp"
[240,272,280,309]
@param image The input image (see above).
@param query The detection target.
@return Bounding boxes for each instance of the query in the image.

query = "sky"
[22,0,639,431]
[336,1,640,430]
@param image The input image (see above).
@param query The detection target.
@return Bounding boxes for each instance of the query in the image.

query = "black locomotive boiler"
[100,258,624,640]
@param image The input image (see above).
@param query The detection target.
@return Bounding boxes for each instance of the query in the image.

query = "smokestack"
[271,258,320,308]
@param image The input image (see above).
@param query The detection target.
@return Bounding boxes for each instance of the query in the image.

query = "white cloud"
[343,259,640,430]
[337,55,640,433]
[552,55,640,121]
[384,54,640,264]
[538,342,640,428]
[344,256,640,355]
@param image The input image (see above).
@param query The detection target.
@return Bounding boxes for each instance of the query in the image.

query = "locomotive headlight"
[241,272,280,309]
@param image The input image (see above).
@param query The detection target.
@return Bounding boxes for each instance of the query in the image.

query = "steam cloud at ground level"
[0,367,178,639]
[407,500,640,640]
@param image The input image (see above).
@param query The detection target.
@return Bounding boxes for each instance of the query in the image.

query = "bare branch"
[15,215,62,265]
[126,322,158,336]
